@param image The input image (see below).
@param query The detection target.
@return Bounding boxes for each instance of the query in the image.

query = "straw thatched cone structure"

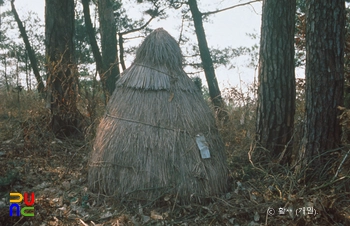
[88,28,228,202]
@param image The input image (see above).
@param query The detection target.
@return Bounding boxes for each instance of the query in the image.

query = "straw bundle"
[88,28,228,202]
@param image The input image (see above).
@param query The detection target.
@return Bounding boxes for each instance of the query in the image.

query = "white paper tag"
[195,134,211,159]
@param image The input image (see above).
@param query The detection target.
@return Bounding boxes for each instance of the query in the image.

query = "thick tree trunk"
[299,0,345,167]
[11,0,44,94]
[188,0,227,120]
[256,0,296,164]
[45,0,81,136]
[97,0,120,97]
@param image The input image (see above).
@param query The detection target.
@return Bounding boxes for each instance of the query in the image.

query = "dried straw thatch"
[88,28,228,203]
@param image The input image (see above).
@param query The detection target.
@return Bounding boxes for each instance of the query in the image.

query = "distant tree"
[256,0,296,164]
[81,0,104,84]
[82,0,160,84]
[0,9,15,91]
[10,0,44,94]
[45,0,81,136]
[295,0,306,67]
[75,5,95,66]
[298,0,345,168]
[187,0,228,120]
[0,5,45,92]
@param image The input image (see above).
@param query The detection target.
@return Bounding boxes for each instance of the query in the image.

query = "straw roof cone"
[88,28,228,202]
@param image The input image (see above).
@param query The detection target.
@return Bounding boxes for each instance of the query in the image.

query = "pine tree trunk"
[299,0,345,167]
[98,0,120,97]
[188,0,227,121]
[118,33,127,71]
[45,0,80,136]
[256,0,296,164]
[82,0,104,78]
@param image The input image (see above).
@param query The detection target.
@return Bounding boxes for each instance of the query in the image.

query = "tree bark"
[118,33,126,71]
[188,0,227,120]
[256,0,296,164]
[11,0,45,94]
[299,0,345,167]
[97,0,120,97]
[45,0,81,136]
[82,0,104,78]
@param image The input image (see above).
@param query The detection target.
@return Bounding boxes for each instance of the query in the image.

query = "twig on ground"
[333,149,350,180]
[310,176,348,191]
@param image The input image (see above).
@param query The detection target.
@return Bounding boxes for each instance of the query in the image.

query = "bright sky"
[3,0,263,91]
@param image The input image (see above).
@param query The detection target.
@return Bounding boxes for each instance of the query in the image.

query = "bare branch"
[120,15,155,35]
[123,35,145,40]
[202,0,262,16]
[183,62,202,67]
[186,70,204,75]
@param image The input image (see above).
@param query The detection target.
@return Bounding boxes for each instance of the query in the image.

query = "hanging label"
[195,134,211,159]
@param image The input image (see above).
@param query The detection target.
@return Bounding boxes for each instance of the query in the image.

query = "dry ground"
[0,90,349,226]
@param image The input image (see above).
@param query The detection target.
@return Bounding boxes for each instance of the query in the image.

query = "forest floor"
[0,91,350,226]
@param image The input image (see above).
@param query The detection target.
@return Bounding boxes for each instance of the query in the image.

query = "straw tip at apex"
[154,27,164,31]
[134,27,182,69]
[151,27,172,37]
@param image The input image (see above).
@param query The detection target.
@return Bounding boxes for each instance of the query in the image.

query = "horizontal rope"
[133,63,177,79]
[105,113,189,134]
